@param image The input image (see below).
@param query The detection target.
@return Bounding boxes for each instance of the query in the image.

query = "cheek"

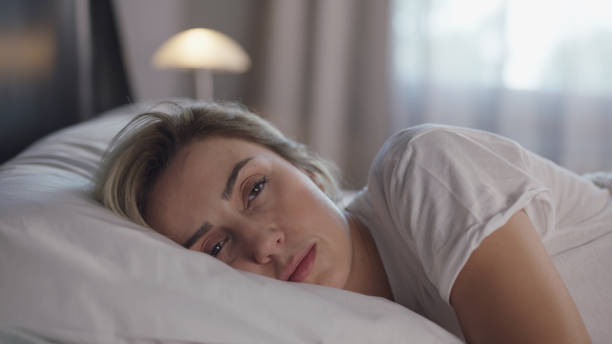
[286,186,351,274]
[279,181,337,226]
[272,168,347,239]
[230,260,257,273]
[312,227,353,288]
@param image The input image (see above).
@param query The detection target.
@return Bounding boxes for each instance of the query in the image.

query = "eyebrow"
[182,222,213,249]
[221,157,254,200]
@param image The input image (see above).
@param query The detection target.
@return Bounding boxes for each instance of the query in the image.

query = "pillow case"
[0,103,461,343]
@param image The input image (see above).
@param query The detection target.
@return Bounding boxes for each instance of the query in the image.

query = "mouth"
[282,243,316,283]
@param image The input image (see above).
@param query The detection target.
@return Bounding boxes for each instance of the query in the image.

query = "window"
[392,0,612,96]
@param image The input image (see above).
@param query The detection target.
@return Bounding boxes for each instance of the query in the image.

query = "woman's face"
[145,136,353,289]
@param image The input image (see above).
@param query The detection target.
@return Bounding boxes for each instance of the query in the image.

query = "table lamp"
[152,28,251,100]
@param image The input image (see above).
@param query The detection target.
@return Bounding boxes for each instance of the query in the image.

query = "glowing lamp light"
[152,28,251,99]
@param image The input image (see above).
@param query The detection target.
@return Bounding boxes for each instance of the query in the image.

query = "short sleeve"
[372,126,553,303]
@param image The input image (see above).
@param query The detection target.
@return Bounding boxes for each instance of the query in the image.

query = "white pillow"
[0,103,461,343]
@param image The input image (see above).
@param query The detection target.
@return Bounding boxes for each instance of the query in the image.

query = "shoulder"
[382,123,522,154]
[371,124,445,169]
[366,123,535,216]
[380,123,461,151]
[364,125,554,305]
[373,124,527,174]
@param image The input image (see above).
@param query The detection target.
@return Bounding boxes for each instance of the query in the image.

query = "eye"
[208,239,225,257]
[246,176,267,207]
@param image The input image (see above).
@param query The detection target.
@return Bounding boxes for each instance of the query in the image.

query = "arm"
[450,210,591,344]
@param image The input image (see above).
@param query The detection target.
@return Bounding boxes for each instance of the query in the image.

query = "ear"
[305,169,325,192]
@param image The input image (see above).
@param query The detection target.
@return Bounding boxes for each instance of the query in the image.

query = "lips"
[282,243,316,283]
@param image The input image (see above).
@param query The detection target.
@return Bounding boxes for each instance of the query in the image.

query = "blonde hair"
[95,102,340,227]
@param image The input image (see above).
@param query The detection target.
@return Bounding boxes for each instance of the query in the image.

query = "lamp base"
[194,69,213,101]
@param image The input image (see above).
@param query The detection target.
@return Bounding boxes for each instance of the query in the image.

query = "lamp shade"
[152,28,250,72]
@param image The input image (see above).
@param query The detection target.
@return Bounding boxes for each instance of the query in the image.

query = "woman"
[96,102,611,343]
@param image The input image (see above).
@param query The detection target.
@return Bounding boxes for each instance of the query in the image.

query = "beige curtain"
[391,0,612,174]
[246,0,392,188]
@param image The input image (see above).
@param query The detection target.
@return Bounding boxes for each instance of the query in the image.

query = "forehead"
[170,136,272,176]
[186,136,264,160]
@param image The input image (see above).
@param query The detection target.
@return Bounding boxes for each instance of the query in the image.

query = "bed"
[0,103,462,343]
[2,3,462,342]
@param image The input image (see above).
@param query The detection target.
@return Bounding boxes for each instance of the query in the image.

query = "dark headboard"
[0,0,131,164]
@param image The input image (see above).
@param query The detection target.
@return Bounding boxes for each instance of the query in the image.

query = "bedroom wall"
[0,2,79,164]
[1,0,131,164]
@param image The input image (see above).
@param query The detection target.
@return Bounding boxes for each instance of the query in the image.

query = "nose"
[248,227,285,264]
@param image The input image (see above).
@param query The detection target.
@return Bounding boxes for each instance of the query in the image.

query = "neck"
[343,211,394,301]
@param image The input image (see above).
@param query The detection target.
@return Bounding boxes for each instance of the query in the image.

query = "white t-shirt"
[346,124,612,342]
